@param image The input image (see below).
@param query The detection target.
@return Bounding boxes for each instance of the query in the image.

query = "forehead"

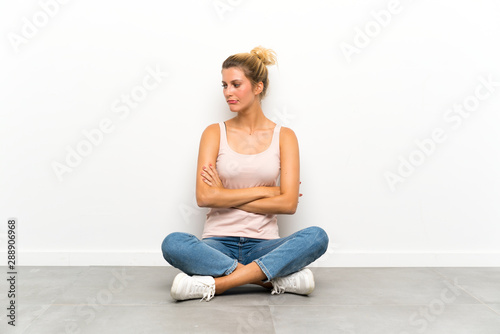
[221,67,247,81]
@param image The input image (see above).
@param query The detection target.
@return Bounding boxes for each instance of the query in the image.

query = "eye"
[221,84,227,89]
[234,84,240,88]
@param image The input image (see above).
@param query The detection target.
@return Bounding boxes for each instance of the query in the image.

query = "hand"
[201,164,224,189]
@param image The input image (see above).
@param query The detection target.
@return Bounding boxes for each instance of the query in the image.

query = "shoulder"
[201,122,221,137]
[279,126,299,154]
[199,123,221,148]
[279,126,298,143]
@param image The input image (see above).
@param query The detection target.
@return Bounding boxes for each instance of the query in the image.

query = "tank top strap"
[271,123,282,152]
[219,121,228,149]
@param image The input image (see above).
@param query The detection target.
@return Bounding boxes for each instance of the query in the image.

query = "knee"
[161,232,191,262]
[306,226,329,255]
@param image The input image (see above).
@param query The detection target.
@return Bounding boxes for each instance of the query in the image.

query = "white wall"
[1,0,499,266]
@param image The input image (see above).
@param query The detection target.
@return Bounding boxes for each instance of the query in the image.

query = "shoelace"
[187,279,216,302]
[271,275,298,295]
[271,283,284,295]
[186,278,215,302]
[200,284,216,302]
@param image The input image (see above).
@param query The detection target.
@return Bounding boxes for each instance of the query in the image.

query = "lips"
[227,100,238,104]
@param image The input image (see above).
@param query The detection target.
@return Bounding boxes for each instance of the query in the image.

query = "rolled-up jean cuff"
[224,259,239,276]
[254,259,272,283]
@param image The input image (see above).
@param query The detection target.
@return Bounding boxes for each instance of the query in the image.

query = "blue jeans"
[161,226,329,282]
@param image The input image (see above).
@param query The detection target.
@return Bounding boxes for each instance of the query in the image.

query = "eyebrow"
[221,79,243,84]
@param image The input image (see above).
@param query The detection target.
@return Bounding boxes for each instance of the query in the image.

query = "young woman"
[161,46,329,302]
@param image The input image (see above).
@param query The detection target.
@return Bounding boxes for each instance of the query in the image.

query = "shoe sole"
[170,272,188,300]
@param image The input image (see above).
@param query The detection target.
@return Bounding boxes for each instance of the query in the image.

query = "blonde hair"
[222,46,277,99]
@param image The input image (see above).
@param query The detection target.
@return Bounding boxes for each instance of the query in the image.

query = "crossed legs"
[162,227,329,299]
[214,262,271,294]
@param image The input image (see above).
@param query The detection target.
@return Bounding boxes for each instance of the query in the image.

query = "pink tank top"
[202,121,282,239]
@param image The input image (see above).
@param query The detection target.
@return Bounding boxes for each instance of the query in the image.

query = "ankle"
[250,280,272,289]
[214,277,229,295]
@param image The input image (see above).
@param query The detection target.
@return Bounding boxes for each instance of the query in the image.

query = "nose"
[225,86,233,97]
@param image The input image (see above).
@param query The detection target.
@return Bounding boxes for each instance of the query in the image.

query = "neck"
[232,100,267,134]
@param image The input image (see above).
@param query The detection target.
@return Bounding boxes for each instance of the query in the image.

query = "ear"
[253,81,264,96]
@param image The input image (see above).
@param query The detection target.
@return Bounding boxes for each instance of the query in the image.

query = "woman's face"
[221,67,261,113]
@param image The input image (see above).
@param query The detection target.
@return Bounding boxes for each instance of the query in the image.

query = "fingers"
[201,166,213,185]
[201,173,212,185]
[202,164,222,187]
[207,164,222,187]
[203,165,217,179]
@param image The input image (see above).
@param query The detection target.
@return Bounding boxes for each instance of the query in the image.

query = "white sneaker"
[170,273,216,302]
[270,268,315,295]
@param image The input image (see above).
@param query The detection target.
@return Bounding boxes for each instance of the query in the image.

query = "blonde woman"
[161,46,329,301]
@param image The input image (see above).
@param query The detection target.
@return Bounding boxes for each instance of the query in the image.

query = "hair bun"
[250,46,277,66]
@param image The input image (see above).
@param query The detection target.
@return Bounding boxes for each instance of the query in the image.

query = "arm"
[195,124,278,208]
[233,127,301,215]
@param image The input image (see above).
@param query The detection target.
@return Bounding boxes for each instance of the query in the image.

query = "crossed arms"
[195,123,301,215]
